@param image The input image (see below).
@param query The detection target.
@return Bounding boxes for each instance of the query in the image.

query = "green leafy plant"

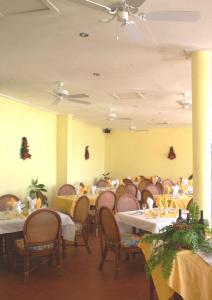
[102,172,110,180]
[28,178,47,199]
[143,204,212,279]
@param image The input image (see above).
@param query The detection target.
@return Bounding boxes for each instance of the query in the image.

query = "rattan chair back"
[0,194,19,211]
[96,191,116,212]
[36,191,48,207]
[115,185,126,199]
[58,184,76,196]
[125,183,138,197]
[146,184,161,195]
[96,179,108,187]
[99,207,120,244]
[156,182,164,193]
[24,209,61,244]
[73,195,89,224]
[116,193,139,212]
[138,179,152,192]
[141,189,154,206]
[162,179,174,187]
[122,178,133,185]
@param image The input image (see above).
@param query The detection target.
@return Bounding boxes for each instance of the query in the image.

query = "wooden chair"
[156,182,164,194]
[125,183,138,198]
[116,193,139,213]
[98,207,141,279]
[36,191,48,207]
[58,184,76,196]
[122,178,133,185]
[141,189,156,208]
[62,195,91,256]
[115,184,126,200]
[0,194,19,211]
[138,179,152,193]
[146,184,162,195]
[162,179,174,187]
[96,179,108,187]
[95,191,116,235]
[15,209,61,282]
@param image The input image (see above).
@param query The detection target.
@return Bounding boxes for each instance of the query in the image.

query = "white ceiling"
[0,0,212,129]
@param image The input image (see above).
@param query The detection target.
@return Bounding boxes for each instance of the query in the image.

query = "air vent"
[0,0,58,16]
[111,91,145,100]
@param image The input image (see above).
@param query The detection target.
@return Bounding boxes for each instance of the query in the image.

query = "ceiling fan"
[83,0,200,27]
[176,92,192,109]
[106,107,131,121]
[49,81,91,105]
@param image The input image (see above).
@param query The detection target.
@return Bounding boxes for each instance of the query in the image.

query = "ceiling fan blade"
[51,98,62,105]
[84,0,117,14]
[126,0,146,8]
[68,94,89,98]
[66,99,91,105]
[116,117,132,121]
[144,11,200,22]
[101,14,116,23]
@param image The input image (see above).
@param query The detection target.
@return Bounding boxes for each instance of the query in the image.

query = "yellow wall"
[0,97,57,201]
[105,128,192,181]
[68,119,105,185]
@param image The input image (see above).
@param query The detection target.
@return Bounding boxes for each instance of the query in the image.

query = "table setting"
[0,207,75,241]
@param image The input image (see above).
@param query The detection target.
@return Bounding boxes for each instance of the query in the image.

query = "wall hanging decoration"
[20,137,31,160]
[168,146,176,160]
[84,145,90,160]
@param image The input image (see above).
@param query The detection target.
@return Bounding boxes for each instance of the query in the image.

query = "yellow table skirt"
[155,194,192,209]
[140,241,212,300]
[51,194,98,216]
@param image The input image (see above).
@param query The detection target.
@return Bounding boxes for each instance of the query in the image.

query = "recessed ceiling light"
[79,32,89,38]
[93,72,100,76]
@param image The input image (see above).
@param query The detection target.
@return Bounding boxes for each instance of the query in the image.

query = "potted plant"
[102,172,111,181]
[142,203,212,279]
[28,179,48,207]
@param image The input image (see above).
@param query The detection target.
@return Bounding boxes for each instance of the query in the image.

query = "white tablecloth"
[116,210,177,233]
[0,211,75,241]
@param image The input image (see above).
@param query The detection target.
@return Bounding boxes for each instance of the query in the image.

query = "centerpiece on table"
[142,203,212,279]
[27,178,48,209]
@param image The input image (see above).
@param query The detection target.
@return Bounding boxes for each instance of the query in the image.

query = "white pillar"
[192,51,212,222]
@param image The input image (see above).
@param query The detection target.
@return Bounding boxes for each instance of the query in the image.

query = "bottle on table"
[198,210,205,238]
[176,209,184,223]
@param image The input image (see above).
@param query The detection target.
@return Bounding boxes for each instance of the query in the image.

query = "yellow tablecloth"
[140,241,212,300]
[155,194,192,209]
[51,194,98,216]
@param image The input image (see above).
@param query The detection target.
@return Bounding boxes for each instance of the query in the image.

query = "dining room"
[0,1,212,300]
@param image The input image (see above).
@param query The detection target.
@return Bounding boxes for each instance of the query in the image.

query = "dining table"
[154,194,192,209]
[140,241,212,300]
[52,188,117,216]
[116,209,179,234]
[0,210,75,242]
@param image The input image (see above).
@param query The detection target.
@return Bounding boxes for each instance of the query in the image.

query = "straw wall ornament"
[84,145,90,160]
[20,137,31,160]
[168,146,176,160]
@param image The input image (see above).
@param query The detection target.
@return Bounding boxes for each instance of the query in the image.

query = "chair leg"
[24,254,30,283]
[56,243,61,270]
[114,248,121,280]
[82,227,91,254]
[62,237,66,258]
[99,246,107,271]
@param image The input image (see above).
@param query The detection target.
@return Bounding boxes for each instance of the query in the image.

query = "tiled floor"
[0,235,148,300]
